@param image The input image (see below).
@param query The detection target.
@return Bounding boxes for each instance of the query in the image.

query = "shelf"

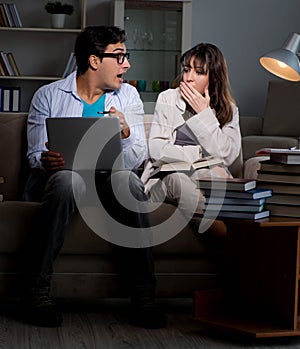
[0,27,81,33]
[194,314,300,338]
[128,48,181,53]
[139,91,159,94]
[0,75,61,81]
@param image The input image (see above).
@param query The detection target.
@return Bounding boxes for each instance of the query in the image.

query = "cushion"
[262,80,300,137]
[242,135,298,161]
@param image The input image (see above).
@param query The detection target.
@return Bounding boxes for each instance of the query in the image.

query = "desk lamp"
[260,32,300,81]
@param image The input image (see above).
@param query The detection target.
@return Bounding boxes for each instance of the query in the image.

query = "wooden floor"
[1,298,300,349]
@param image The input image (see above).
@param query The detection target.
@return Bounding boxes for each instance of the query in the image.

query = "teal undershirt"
[81,93,106,117]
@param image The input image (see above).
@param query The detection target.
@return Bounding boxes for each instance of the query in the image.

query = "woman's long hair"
[180,43,235,127]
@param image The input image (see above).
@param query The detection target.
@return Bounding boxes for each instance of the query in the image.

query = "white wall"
[191,0,300,116]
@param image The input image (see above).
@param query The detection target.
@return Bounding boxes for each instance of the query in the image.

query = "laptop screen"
[46,117,125,171]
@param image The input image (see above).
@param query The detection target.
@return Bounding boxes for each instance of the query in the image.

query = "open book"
[149,156,223,178]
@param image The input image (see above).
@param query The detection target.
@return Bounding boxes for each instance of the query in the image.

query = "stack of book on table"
[196,177,272,220]
[255,148,300,218]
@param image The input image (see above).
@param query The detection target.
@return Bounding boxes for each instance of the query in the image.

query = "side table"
[194,217,300,338]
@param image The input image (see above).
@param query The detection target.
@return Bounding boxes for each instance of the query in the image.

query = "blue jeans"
[21,169,156,296]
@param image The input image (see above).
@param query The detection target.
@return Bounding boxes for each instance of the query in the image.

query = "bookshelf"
[111,0,192,102]
[0,0,192,110]
[0,0,86,112]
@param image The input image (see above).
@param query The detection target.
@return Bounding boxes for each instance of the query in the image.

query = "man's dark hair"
[75,26,126,75]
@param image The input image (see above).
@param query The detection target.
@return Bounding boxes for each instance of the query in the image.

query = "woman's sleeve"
[186,104,241,167]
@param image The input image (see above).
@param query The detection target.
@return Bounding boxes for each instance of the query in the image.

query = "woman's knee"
[163,172,193,193]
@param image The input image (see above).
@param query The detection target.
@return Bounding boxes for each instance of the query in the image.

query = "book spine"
[0,51,14,76]
[0,51,9,75]
[2,87,11,112]
[3,3,14,27]
[0,3,9,27]
[62,52,75,78]
[10,86,20,112]
[7,52,20,76]
[12,3,22,27]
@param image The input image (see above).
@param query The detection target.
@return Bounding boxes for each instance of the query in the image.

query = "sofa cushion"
[262,80,300,137]
[239,116,263,137]
[0,200,218,257]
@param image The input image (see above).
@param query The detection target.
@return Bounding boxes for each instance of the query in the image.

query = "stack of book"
[196,177,272,220]
[0,3,22,27]
[255,148,300,218]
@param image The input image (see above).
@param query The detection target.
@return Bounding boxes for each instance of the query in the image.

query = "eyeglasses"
[98,52,130,64]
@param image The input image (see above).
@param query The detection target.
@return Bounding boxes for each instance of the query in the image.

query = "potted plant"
[45,1,74,29]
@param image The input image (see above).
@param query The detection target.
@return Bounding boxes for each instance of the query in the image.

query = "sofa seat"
[0,200,224,299]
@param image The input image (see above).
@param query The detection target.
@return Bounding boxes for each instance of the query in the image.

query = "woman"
[142,43,241,232]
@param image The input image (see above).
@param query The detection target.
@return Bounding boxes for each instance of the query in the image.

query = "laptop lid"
[46,117,125,171]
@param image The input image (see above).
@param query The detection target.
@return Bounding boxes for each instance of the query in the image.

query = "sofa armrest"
[239,116,263,137]
[0,113,29,200]
[243,156,269,179]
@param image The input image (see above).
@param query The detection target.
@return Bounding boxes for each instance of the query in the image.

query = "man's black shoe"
[22,294,63,327]
[130,295,167,329]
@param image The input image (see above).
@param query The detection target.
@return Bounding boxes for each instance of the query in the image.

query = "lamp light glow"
[277,61,287,68]
[259,32,300,81]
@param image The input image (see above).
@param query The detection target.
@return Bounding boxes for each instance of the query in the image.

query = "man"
[21,26,166,329]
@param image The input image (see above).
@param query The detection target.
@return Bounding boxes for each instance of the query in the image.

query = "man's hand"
[40,142,65,172]
[109,107,130,139]
[179,82,210,114]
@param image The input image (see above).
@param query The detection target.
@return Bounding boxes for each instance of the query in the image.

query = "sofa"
[0,79,298,300]
[0,112,226,300]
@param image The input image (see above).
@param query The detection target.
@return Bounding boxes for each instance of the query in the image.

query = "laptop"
[46,117,125,171]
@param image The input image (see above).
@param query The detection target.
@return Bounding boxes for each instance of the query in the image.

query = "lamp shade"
[260,32,300,81]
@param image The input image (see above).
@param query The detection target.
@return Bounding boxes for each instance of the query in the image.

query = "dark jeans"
[21,168,156,296]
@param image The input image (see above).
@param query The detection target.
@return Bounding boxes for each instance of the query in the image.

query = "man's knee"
[46,170,86,200]
[108,171,147,208]
[112,171,144,192]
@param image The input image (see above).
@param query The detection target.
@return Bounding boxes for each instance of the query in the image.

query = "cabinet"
[111,0,192,102]
[0,0,86,112]
[194,217,300,338]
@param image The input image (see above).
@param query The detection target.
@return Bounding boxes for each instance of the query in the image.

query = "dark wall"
[191,0,300,116]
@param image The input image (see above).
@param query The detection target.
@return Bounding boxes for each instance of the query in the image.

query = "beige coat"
[142,87,241,187]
